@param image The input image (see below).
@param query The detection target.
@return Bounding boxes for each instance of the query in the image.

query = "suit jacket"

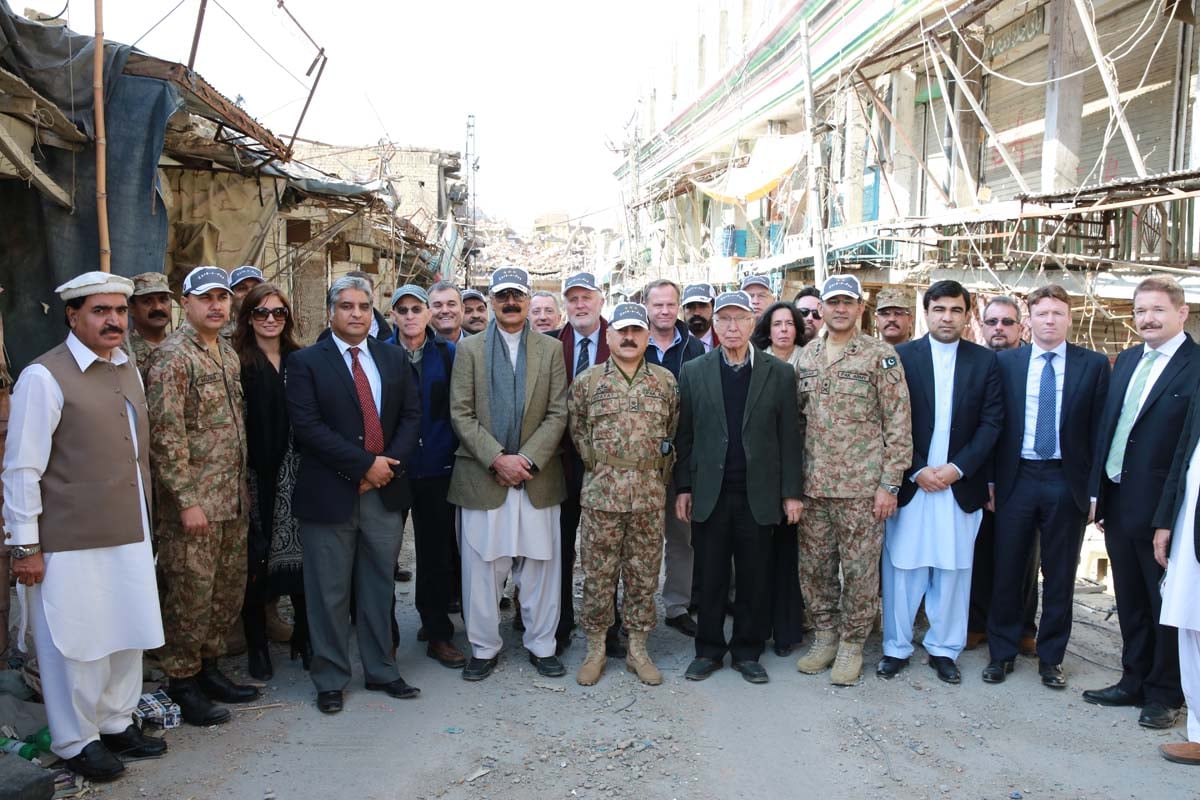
[895,336,1003,513]
[286,336,421,524]
[673,348,802,526]
[556,320,610,485]
[447,324,568,511]
[1151,381,1200,563]
[1095,335,1200,538]
[994,342,1110,513]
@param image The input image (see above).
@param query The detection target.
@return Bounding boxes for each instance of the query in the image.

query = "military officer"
[125,272,173,379]
[145,266,258,726]
[794,274,912,685]
[568,303,679,686]
[875,284,916,346]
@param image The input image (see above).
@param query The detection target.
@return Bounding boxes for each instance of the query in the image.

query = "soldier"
[794,274,912,686]
[125,272,172,379]
[875,284,916,346]
[146,266,258,726]
[569,303,679,686]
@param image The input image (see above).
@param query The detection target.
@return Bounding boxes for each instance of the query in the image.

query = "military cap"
[875,284,916,312]
[131,272,170,296]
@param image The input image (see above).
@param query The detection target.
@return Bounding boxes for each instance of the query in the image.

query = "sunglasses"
[393,305,426,316]
[798,308,821,320]
[983,317,1018,327]
[494,289,526,302]
[251,306,288,321]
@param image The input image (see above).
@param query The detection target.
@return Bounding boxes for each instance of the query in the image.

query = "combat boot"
[576,632,607,686]
[625,631,662,686]
[265,599,294,643]
[830,641,864,686]
[795,630,839,674]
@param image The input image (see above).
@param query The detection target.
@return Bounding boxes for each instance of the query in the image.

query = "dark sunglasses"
[797,308,821,320]
[251,306,288,321]
[983,317,1017,327]
[494,289,526,302]
[393,305,425,316]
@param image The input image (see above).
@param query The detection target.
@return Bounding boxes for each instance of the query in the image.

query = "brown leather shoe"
[1018,636,1037,656]
[964,631,987,651]
[426,640,466,669]
[1159,742,1200,765]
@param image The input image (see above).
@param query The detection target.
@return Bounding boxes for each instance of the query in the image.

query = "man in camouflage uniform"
[145,266,258,726]
[568,303,679,686]
[795,274,912,685]
[875,284,916,346]
[124,272,172,379]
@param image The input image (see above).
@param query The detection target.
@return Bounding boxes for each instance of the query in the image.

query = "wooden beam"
[0,121,72,208]
[0,96,35,115]
[925,38,979,204]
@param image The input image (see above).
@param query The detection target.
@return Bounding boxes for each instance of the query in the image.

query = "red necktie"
[349,346,384,454]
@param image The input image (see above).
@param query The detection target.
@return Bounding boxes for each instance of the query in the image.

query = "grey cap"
[682,283,714,304]
[610,302,649,330]
[182,266,230,296]
[462,288,486,303]
[390,284,429,307]
[490,266,530,295]
[564,271,601,293]
[714,291,753,313]
[821,274,863,301]
[740,274,771,291]
[229,265,264,288]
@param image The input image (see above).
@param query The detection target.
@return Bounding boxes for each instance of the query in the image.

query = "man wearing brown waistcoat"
[1,272,168,781]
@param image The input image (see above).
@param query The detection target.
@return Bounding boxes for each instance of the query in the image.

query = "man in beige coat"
[449,266,569,681]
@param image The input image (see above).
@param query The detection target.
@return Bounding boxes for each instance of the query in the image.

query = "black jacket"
[645,320,705,378]
[1151,380,1200,563]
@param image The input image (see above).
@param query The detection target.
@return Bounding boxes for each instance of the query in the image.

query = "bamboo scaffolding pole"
[94,0,111,272]
[925,37,978,204]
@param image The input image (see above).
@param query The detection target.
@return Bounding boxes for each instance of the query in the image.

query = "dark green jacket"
[673,347,803,526]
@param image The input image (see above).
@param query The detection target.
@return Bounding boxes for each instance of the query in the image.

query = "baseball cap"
[820,275,863,301]
[182,266,230,296]
[490,266,530,295]
[564,272,601,293]
[875,285,915,311]
[390,285,429,307]
[131,272,170,296]
[740,274,771,291]
[682,283,714,304]
[462,289,485,303]
[714,291,753,314]
[229,266,264,288]
[610,302,649,330]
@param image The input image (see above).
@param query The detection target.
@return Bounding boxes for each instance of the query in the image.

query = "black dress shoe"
[247,644,273,681]
[1138,702,1181,729]
[929,656,961,685]
[528,652,566,677]
[876,655,909,679]
[364,677,420,699]
[981,659,1014,684]
[317,690,343,714]
[167,677,231,726]
[684,657,723,681]
[664,613,698,637]
[197,659,260,703]
[555,635,572,656]
[1038,660,1066,689]
[462,656,498,681]
[773,642,795,657]
[100,724,167,759]
[732,660,769,684]
[64,741,125,781]
[1082,684,1143,707]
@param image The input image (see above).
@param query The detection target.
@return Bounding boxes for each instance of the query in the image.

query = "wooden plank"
[0,96,35,115]
[0,120,72,208]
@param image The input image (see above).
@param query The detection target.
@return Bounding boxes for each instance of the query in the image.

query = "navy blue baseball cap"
[390,285,429,307]
[821,274,863,301]
[229,265,264,288]
[462,288,486,303]
[490,266,530,295]
[564,272,601,292]
[182,266,230,296]
[683,283,714,304]
[714,291,753,313]
[610,302,649,330]
[740,274,771,291]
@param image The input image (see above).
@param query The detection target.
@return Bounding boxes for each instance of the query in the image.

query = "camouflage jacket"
[145,321,247,523]
[567,358,679,513]
[123,327,162,382]
[796,331,912,498]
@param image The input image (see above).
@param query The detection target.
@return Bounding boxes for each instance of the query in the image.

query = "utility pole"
[464,114,477,286]
[800,19,827,286]
[626,102,642,286]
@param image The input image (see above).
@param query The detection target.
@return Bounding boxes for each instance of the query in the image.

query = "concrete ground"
[89,535,1195,800]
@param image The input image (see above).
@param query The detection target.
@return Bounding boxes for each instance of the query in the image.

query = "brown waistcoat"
[32,342,151,552]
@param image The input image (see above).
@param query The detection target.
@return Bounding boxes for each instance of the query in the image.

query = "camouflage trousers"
[579,507,663,633]
[797,496,882,645]
[156,517,248,678]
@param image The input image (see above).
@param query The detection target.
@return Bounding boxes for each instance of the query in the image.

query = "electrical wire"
[131,0,189,49]
[209,0,309,91]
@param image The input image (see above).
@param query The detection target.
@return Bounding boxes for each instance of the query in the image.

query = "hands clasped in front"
[490,454,532,488]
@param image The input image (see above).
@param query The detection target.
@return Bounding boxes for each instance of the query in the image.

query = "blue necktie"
[1034,352,1058,459]
[576,337,590,378]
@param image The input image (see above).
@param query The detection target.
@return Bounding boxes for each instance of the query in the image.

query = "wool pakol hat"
[55,271,134,301]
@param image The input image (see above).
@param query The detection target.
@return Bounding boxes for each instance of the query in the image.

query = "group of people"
[3,260,1199,783]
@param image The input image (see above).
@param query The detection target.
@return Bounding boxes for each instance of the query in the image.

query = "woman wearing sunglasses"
[232,283,310,679]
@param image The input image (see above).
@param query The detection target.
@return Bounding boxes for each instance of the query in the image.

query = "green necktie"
[1105,349,1160,481]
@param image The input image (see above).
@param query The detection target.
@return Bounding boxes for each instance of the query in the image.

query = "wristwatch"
[882,484,900,496]
[10,544,41,559]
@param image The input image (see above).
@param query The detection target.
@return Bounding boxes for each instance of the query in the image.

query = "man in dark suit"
[1082,276,1199,728]
[286,275,421,714]
[879,281,1002,684]
[674,290,803,684]
[984,284,1109,689]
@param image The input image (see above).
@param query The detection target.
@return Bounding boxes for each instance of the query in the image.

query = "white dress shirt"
[332,333,382,413]
[1020,339,1068,460]
[699,330,715,352]
[1122,331,1186,418]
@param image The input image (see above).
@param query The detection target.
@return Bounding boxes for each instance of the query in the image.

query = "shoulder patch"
[881,355,898,370]
[885,370,903,384]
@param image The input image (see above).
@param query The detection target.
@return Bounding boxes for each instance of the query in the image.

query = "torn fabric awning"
[690,132,810,204]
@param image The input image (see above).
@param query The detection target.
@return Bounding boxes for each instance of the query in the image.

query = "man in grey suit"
[674,290,804,685]
[448,266,570,681]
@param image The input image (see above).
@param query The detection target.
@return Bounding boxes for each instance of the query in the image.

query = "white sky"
[58,0,676,231]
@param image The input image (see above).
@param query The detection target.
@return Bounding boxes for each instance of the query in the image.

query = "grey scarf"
[485,319,528,453]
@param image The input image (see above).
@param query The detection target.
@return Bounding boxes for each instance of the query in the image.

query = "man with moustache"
[222,266,264,340]
[682,283,717,352]
[125,272,173,379]
[741,274,776,322]
[875,285,915,347]
[794,286,824,341]
[531,291,564,333]
[570,303,679,685]
[967,296,1039,654]
[146,267,258,726]
[3,272,167,781]
[449,267,568,681]
[1083,276,1200,728]
[428,281,467,344]
[461,289,489,335]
